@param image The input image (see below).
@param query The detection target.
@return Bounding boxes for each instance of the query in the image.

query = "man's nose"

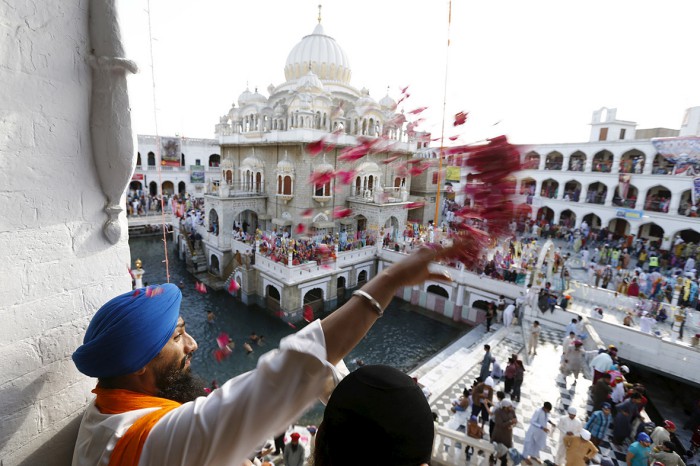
[185,332,198,352]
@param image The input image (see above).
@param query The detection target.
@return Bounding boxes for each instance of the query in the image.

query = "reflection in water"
[129,237,466,423]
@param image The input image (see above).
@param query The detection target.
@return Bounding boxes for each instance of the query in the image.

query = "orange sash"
[93,387,181,466]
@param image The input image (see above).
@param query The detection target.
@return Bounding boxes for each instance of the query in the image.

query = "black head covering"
[318,364,434,466]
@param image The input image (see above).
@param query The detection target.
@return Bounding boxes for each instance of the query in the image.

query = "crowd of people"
[440,325,695,466]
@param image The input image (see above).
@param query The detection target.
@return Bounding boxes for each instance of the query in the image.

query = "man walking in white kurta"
[555,406,583,464]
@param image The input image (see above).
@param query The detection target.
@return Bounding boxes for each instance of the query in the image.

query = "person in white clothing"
[639,312,656,334]
[555,406,583,465]
[503,303,516,329]
[71,246,454,466]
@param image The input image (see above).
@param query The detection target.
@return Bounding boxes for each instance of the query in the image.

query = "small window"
[195,159,201,166]
[599,128,608,141]
[619,129,626,140]
[432,172,439,184]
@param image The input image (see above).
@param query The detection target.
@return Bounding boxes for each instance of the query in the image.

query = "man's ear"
[133,366,147,376]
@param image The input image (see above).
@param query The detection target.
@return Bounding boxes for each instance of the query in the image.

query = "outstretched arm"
[321,246,453,365]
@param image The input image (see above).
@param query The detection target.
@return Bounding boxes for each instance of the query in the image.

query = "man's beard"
[155,354,207,404]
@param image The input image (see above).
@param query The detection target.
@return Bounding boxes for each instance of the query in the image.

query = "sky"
[120,0,700,145]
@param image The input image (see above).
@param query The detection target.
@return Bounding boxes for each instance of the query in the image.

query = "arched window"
[283,176,292,195]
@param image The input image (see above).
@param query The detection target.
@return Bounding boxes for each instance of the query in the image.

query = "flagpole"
[434,0,452,225]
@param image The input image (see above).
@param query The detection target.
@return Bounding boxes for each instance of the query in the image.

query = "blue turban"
[72,284,181,378]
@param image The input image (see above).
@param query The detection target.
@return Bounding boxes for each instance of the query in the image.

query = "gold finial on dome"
[318,4,322,23]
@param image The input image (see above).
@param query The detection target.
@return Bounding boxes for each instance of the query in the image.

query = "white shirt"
[72,320,338,466]
[640,316,656,334]
[590,352,613,373]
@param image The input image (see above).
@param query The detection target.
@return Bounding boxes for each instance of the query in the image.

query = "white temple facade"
[510,107,700,250]
[173,15,430,316]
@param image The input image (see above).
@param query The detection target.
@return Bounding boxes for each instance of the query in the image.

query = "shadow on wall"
[0,375,46,455]
[16,415,81,466]
[0,373,81,466]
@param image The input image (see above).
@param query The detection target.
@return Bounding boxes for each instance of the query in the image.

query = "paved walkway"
[414,320,696,466]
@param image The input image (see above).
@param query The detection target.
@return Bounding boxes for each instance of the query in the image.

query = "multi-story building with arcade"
[512,106,700,250]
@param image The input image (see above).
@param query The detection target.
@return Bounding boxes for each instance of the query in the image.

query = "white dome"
[241,156,264,169]
[276,159,294,173]
[284,23,351,83]
[357,161,380,173]
[248,89,268,106]
[238,88,254,107]
[314,161,334,173]
[379,93,397,110]
[296,69,324,93]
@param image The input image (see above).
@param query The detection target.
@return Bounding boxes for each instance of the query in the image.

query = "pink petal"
[408,106,428,115]
[333,207,353,219]
[305,138,326,156]
[454,111,468,126]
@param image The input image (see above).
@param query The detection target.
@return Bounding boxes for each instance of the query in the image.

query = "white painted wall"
[0,2,133,464]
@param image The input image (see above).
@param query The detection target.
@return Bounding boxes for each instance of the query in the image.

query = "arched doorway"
[178,181,186,194]
[638,222,665,245]
[582,213,601,229]
[266,285,281,314]
[568,151,586,171]
[355,215,367,233]
[679,190,694,215]
[129,181,143,192]
[303,288,324,314]
[592,150,613,172]
[384,216,400,243]
[537,206,554,223]
[149,181,158,196]
[673,229,700,244]
[644,185,671,213]
[210,255,220,275]
[235,210,258,235]
[524,151,540,169]
[613,184,638,208]
[652,153,675,175]
[619,149,645,174]
[540,179,559,199]
[472,300,490,311]
[608,218,630,237]
[162,181,174,196]
[427,284,449,298]
[520,177,536,195]
[563,180,582,201]
[208,208,219,235]
[559,210,576,227]
[545,151,563,170]
[586,182,607,204]
[357,270,368,287]
[337,276,346,301]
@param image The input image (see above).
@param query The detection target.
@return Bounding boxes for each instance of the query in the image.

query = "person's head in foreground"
[313,364,434,466]
[72,284,204,403]
[636,432,652,447]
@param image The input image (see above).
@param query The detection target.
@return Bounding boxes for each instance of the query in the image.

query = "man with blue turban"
[71,246,455,466]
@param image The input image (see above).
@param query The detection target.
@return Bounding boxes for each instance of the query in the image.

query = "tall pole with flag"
[434,0,452,225]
